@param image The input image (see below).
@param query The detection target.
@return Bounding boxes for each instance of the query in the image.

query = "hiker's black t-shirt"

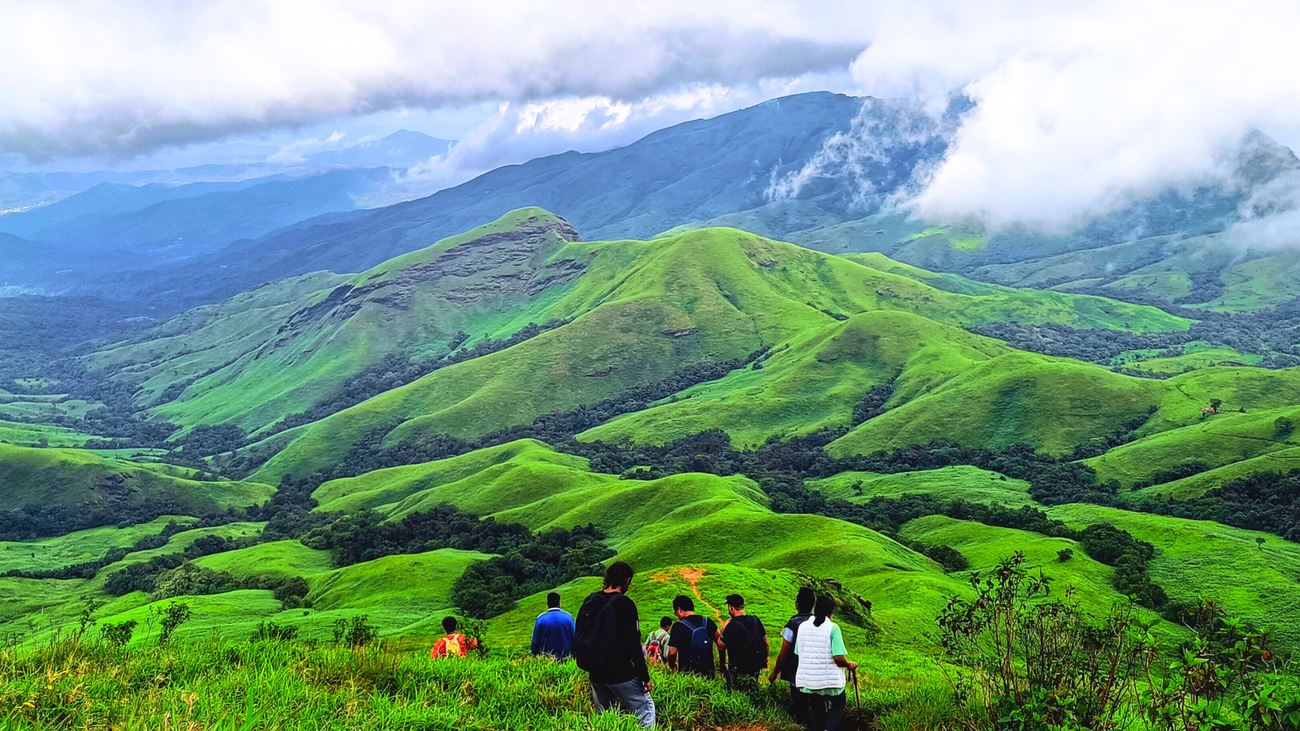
[720,614,768,675]
[668,614,718,677]
[780,613,813,683]
[582,590,651,686]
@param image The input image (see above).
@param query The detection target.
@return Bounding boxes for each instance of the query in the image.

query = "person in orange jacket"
[431,616,478,658]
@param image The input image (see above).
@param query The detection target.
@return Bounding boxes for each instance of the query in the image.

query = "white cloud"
[0,0,863,159]
[841,0,1300,231]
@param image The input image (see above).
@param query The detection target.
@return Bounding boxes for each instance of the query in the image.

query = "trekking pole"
[851,667,861,718]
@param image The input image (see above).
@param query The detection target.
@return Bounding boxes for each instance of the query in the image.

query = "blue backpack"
[682,616,713,675]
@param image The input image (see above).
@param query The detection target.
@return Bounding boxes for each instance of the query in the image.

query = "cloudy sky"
[4,0,1299,228]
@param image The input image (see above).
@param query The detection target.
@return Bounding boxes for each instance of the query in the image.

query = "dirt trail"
[651,567,724,623]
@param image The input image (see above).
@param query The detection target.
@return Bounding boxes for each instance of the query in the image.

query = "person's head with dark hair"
[672,594,695,618]
[442,616,458,634]
[812,594,836,627]
[796,586,816,614]
[603,561,634,591]
[725,593,746,617]
[660,616,673,630]
[547,592,561,609]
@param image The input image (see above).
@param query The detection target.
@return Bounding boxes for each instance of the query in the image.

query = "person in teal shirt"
[793,594,856,731]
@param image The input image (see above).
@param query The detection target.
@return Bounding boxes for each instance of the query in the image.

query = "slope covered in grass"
[254,225,1185,482]
[580,311,1010,447]
[898,515,1171,625]
[1088,405,1300,489]
[829,352,1166,457]
[0,443,273,513]
[1047,504,1300,650]
[0,516,194,575]
[808,466,1034,507]
[88,209,584,435]
[0,419,93,448]
[311,439,599,514]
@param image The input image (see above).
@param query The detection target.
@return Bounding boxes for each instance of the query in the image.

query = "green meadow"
[5,208,1300,728]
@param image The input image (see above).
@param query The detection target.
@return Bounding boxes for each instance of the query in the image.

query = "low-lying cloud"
[798,0,1300,233]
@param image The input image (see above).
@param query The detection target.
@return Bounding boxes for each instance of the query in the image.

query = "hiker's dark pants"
[788,683,811,726]
[805,690,846,731]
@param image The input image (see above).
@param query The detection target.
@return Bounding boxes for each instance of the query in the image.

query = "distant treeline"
[972,300,1300,370]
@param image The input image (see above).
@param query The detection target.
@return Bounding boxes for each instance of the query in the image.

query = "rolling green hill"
[249,219,1186,482]
[87,208,583,436]
[0,442,273,513]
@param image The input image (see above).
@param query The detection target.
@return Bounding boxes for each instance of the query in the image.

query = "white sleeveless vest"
[794,619,846,691]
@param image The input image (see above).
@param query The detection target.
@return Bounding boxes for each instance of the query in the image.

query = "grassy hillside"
[580,311,1010,448]
[0,442,273,513]
[897,515,1173,626]
[0,419,93,448]
[0,640,802,731]
[807,466,1035,507]
[0,516,194,575]
[829,352,1166,457]
[1088,404,1300,489]
[88,208,584,436]
[1048,504,1300,650]
[254,225,1185,482]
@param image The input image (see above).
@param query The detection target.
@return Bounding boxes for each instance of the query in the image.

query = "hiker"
[574,561,655,728]
[531,591,576,660]
[430,616,477,658]
[716,593,768,689]
[666,595,719,677]
[768,587,816,726]
[644,617,672,663]
[793,595,856,731]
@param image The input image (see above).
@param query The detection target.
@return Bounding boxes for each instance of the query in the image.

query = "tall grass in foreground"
[0,637,817,730]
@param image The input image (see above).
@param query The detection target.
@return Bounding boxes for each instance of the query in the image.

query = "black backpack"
[726,616,766,673]
[574,592,620,674]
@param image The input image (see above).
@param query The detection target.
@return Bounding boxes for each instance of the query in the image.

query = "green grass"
[89,209,585,438]
[312,439,599,514]
[897,515,1174,634]
[255,224,1186,482]
[579,311,1010,448]
[829,351,1167,458]
[0,442,274,513]
[0,420,93,448]
[0,639,804,730]
[1130,447,1300,500]
[0,517,195,575]
[1088,404,1300,489]
[1047,504,1300,650]
[1115,344,1260,375]
[193,541,336,580]
[807,466,1034,507]
[110,523,266,568]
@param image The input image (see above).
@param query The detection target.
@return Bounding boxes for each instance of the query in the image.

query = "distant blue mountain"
[0,168,393,287]
[305,130,453,168]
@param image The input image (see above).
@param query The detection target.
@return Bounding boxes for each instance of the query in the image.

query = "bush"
[939,552,1152,730]
[331,616,379,648]
[1057,548,1074,562]
[250,621,298,643]
[99,620,136,647]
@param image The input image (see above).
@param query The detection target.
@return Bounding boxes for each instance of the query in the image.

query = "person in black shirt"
[666,594,719,677]
[768,587,816,726]
[716,593,768,689]
[575,561,654,728]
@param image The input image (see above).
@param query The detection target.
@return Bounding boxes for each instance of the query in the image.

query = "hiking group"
[562,561,858,731]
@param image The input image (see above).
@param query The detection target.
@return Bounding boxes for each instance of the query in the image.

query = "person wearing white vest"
[793,595,856,731]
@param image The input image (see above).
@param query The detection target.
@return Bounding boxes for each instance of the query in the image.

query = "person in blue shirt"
[531,591,576,660]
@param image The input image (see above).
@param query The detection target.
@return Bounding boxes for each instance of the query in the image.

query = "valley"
[3,93,1300,730]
